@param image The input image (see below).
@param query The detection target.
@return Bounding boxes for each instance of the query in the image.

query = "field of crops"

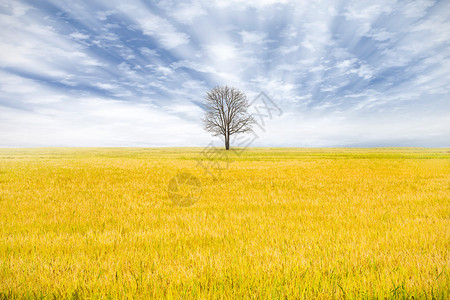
[0,148,449,298]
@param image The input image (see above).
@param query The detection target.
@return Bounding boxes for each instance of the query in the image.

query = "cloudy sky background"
[0,0,449,147]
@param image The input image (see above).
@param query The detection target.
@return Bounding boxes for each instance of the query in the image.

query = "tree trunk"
[225,135,230,150]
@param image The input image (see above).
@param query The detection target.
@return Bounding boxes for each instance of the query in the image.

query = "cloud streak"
[0,0,449,147]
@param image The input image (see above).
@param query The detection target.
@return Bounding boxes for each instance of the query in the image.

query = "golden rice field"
[0,147,449,299]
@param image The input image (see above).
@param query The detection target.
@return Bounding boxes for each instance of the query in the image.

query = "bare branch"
[202,85,255,150]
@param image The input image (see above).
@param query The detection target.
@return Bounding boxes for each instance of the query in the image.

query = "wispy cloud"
[119,4,190,49]
[0,0,449,147]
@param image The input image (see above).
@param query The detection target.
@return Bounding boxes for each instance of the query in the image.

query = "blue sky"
[0,0,449,147]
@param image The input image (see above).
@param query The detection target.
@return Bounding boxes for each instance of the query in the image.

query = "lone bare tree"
[202,85,255,150]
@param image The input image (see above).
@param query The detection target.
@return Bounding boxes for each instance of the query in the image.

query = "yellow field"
[0,148,449,298]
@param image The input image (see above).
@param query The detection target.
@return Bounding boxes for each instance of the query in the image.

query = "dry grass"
[0,147,449,298]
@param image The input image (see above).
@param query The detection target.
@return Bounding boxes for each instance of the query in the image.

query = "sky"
[0,0,449,147]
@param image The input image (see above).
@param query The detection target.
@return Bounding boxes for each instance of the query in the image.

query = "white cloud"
[0,9,106,78]
[0,96,207,147]
[344,2,395,37]
[0,71,43,96]
[401,0,435,18]
[205,43,237,61]
[94,83,117,90]
[240,30,268,44]
[366,28,393,41]
[69,32,89,40]
[250,77,299,104]
[166,2,207,24]
[278,45,300,55]
[119,4,190,49]
[349,64,373,80]
[139,47,159,56]
[166,100,204,120]
[344,3,393,21]
[281,25,299,39]
[146,64,175,78]
[0,0,448,147]
[96,10,115,21]
[210,0,291,9]
[171,60,216,74]
[0,0,31,17]
[257,112,450,147]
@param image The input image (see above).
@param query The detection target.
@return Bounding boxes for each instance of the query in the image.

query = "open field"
[0,147,449,298]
